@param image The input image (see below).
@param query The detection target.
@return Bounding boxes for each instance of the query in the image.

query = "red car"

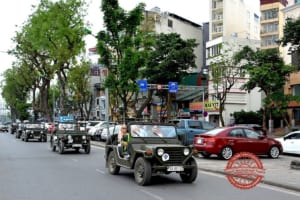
[193,126,282,160]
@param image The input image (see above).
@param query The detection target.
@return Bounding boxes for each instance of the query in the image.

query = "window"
[188,121,202,129]
[261,22,278,33]
[261,8,278,20]
[292,85,300,96]
[244,129,260,139]
[168,19,173,28]
[261,35,279,47]
[228,129,244,137]
[291,51,300,70]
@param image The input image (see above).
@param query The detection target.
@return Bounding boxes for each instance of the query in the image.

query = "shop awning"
[176,90,203,101]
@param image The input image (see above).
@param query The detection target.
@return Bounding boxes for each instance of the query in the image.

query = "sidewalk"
[91,141,300,192]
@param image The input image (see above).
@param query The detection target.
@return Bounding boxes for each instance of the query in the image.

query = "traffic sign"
[137,80,148,92]
[168,82,178,93]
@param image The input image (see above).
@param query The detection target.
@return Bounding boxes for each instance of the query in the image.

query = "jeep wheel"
[180,158,198,183]
[84,144,91,154]
[50,140,56,152]
[42,135,47,142]
[58,140,64,154]
[108,151,120,175]
[134,157,152,186]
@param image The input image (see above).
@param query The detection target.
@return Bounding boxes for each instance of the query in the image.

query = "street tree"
[1,67,31,121]
[9,0,89,120]
[209,43,246,126]
[234,46,295,130]
[68,61,92,120]
[139,33,198,120]
[97,0,148,121]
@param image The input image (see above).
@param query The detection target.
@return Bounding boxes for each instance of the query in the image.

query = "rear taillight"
[205,138,216,144]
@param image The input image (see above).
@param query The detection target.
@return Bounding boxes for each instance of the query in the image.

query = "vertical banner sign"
[137,80,148,92]
[168,82,178,93]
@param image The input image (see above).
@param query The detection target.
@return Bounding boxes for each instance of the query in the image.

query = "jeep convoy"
[105,121,198,185]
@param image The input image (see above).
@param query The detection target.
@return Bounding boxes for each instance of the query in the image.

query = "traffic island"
[290,160,300,170]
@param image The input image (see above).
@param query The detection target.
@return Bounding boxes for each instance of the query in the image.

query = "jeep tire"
[108,151,120,175]
[134,157,152,186]
[180,158,198,183]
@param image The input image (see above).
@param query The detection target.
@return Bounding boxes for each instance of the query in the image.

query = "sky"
[0,0,259,83]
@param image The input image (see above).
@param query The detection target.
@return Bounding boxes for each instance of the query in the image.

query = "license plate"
[167,166,184,172]
[72,144,82,147]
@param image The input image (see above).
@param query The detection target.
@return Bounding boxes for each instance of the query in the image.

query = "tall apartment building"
[206,0,262,125]
[260,0,288,56]
[282,2,300,126]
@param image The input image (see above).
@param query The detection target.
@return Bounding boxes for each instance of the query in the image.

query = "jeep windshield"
[129,124,176,138]
[25,123,43,129]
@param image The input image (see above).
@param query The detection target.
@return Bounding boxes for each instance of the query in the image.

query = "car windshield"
[130,124,176,138]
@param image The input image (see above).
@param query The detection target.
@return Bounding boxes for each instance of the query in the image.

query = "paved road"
[1,133,300,200]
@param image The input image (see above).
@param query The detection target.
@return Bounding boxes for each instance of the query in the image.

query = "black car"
[21,122,47,142]
[50,122,91,154]
[105,121,198,186]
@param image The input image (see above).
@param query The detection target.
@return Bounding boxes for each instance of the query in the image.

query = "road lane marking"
[96,169,105,174]
[139,189,164,200]
[71,158,78,162]
[91,145,104,150]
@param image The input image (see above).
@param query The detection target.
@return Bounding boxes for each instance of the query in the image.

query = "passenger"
[152,125,163,137]
[117,124,130,158]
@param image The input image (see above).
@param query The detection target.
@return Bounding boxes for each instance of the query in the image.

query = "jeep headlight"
[31,131,34,134]
[183,148,190,156]
[157,148,164,156]
[67,135,72,140]
[82,135,86,140]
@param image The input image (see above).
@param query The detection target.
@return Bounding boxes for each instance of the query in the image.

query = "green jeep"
[21,122,47,142]
[50,122,91,154]
[105,122,198,186]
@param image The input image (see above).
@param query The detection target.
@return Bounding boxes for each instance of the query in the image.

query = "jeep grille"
[158,147,186,165]
[72,135,82,143]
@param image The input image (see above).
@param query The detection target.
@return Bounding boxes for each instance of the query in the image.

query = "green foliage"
[141,33,198,83]
[233,110,262,125]
[234,46,296,127]
[6,0,88,120]
[97,0,148,119]
[1,67,30,121]
[280,17,300,52]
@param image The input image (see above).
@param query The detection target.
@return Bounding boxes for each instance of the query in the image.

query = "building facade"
[206,0,262,126]
[281,2,300,126]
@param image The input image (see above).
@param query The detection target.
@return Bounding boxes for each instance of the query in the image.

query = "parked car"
[86,121,101,132]
[88,121,115,140]
[50,122,91,154]
[0,123,9,132]
[193,126,282,160]
[21,122,47,142]
[105,121,198,185]
[168,119,216,145]
[275,131,300,155]
[100,124,121,141]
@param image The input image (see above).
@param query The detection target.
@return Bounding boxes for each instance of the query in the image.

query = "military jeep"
[50,122,91,154]
[21,122,47,142]
[105,122,198,186]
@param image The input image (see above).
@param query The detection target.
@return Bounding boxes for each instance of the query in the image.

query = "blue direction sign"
[168,82,178,93]
[58,115,74,122]
[137,80,148,92]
